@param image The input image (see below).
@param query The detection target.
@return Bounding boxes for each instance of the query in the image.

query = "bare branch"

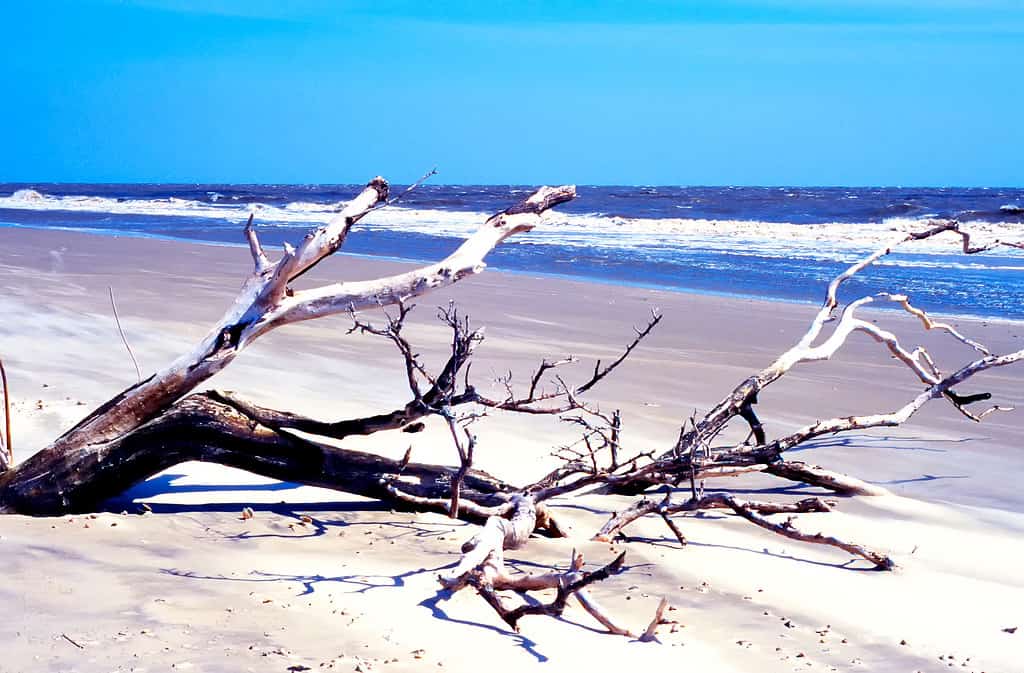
[264,185,577,329]
[763,348,1024,455]
[576,309,662,394]
[475,551,629,633]
[639,597,670,642]
[108,287,142,383]
[595,492,887,568]
[0,357,10,470]
[714,494,893,570]
[274,177,389,287]
[385,167,438,206]
[243,213,270,274]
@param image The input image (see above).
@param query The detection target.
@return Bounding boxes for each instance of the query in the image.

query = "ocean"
[1,184,1022,320]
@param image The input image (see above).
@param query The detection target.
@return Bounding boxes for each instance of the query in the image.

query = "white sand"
[1,229,1022,672]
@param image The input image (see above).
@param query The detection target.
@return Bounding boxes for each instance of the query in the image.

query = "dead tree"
[0,175,1019,638]
[0,179,578,514]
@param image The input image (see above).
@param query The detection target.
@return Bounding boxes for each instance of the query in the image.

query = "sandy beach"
[1,227,1023,673]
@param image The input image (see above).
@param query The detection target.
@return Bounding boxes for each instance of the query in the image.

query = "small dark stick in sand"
[0,356,10,466]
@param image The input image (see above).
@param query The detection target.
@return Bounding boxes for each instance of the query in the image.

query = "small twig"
[639,597,669,642]
[576,309,662,394]
[385,167,439,207]
[243,213,270,273]
[609,409,621,469]
[108,287,142,382]
[0,356,10,466]
[659,512,687,547]
[446,415,476,518]
[61,633,84,649]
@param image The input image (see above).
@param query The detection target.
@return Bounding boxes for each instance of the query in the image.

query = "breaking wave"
[1,189,1021,270]
[1,185,1022,319]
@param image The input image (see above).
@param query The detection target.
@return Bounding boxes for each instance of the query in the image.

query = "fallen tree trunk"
[0,391,516,516]
[37,180,575,467]
[0,181,578,519]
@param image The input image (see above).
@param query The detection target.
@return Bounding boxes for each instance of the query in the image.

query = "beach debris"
[0,356,10,469]
[0,187,1022,657]
[437,498,662,639]
[108,286,142,382]
[240,507,254,521]
[60,633,84,649]
[1002,626,1017,634]
[639,597,669,642]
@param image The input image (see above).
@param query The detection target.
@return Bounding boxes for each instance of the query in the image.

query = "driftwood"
[0,176,1021,637]
[0,180,576,515]
[439,496,667,638]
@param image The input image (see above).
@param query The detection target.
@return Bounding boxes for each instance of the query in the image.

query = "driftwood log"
[0,180,576,515]
[0,177,1021,638]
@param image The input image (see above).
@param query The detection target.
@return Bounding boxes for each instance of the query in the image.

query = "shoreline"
[3,221,1022,326]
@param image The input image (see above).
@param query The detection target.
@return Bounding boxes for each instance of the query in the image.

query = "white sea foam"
[0,190,338,225]
[362,208,1024,265]
[1,190,1022,267]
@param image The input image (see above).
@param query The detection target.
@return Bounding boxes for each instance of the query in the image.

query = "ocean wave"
[0,189,337,225]
[2,189,1022,265]
[360,208,1024,262]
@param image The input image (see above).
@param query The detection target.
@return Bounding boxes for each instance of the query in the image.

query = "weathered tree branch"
[665,220,1018,465]
[594,492,891,569]
[42,179,391,461]
[0,184,578,515]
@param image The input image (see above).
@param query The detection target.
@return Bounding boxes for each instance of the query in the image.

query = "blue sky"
[2,1,1021,185]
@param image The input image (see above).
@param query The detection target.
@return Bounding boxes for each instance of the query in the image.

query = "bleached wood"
[37,182,575,469]
[440,495,536,589]
[662,220,1021,467]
